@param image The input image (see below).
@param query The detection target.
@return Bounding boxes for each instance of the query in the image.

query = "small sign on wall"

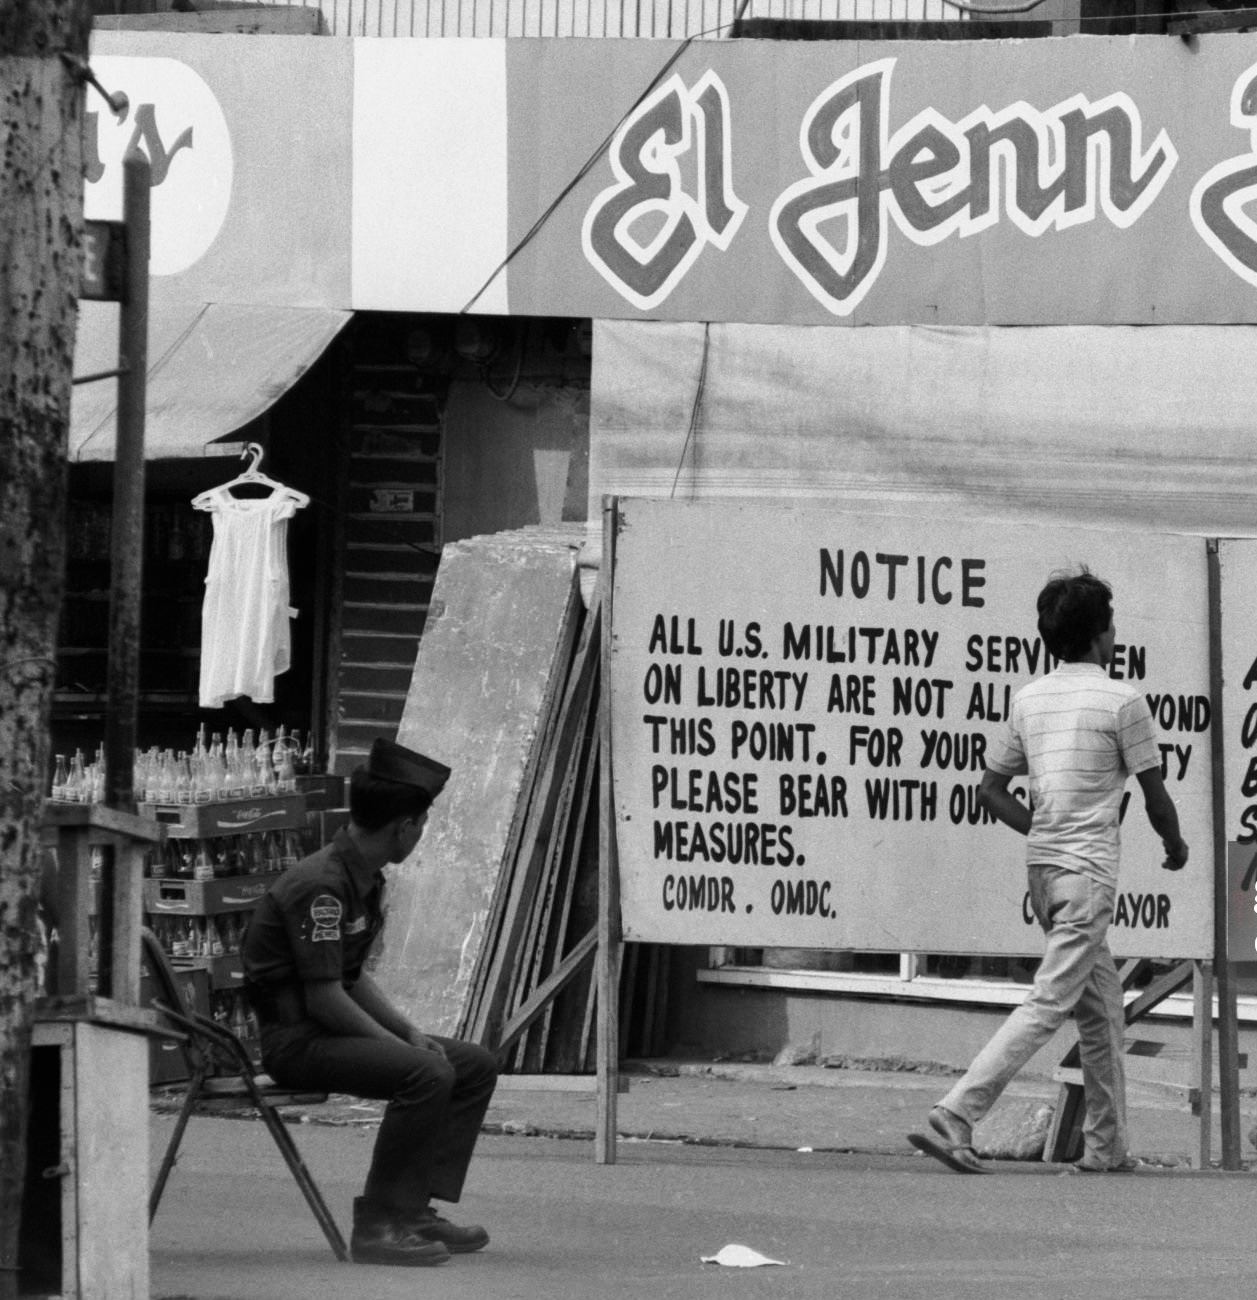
[1227,841,1257,967]
[370,489,415,514]
[81,220,126,302]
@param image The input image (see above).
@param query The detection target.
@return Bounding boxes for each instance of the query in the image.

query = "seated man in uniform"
[241,738,498,1267]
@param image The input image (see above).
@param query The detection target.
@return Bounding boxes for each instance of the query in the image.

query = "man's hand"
[977,769,1032,837]
[1161,838,1189,871]
[1136,769,1187,873]
[405,1027,448,1058]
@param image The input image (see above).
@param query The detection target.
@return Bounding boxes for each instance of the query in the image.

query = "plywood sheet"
[372,527,582,1034]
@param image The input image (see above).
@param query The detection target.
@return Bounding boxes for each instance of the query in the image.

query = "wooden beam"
[496,928,598,1056]
[1207,539,1242,1169]
[596,500,623,1164]
[1121,960,1194,1024]
[1169,9,1257,37]
[92,7,324,34]
[495,1072,628,1094]
[1194,961,1214,1170]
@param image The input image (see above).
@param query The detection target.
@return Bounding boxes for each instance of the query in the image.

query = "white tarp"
[590,319,1257,539]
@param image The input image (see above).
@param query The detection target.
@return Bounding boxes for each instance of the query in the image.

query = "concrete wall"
[443,376,589,543]
[662,955,1257,1098]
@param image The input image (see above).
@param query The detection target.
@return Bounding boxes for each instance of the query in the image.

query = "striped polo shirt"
[985,662,1161,885]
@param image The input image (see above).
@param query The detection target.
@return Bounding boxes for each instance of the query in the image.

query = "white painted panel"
[611,497,1214,958]
[352,39,509,313]
[74,1024,150,1299]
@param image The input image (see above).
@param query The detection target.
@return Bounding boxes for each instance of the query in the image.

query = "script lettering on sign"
[584,57,1177,316]
[1192,64,1257,287]
[770,59,1176,316]
[84,56,234,276]
[582,71,747,311]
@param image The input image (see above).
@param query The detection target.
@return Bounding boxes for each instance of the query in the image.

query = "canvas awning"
[70,297,351,461]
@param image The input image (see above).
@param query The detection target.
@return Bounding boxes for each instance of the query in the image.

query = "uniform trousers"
[261,1024,498,1213]
[938,864,1127,1166]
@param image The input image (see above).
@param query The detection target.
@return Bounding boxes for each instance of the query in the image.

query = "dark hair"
[349,768,434,832]
[1036,568,1113,662]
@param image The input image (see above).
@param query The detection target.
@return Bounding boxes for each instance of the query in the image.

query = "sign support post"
[103,146,150,815]
[596,497,623,1165]
[1206,539,1242,1169]
[1192,960,1214,1170]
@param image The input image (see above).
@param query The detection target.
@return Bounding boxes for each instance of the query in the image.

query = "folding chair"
[141,927,349,1260]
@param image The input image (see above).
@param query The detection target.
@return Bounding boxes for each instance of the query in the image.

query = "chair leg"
[254,1101,350,1262]
[149,1071,205,1224]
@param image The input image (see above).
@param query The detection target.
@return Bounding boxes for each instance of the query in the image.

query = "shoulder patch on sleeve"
[309,893,343,942]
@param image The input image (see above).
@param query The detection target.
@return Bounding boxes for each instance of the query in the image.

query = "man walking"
[911,569,1188,1174]
[242,738,499,1264]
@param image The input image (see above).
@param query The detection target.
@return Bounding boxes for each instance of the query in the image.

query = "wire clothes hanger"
[191,442,310,510]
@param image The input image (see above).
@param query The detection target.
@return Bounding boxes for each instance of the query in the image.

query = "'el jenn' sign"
[86,31,1257,326]
[501,35,1257,326]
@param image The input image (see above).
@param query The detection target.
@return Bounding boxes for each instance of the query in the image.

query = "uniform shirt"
[985,662,1161,885]
[241,828,383,989]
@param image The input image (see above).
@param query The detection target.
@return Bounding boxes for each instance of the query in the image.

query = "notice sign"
[609,500,1213,959]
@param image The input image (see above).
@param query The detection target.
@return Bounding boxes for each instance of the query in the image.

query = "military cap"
[367,738,451,798]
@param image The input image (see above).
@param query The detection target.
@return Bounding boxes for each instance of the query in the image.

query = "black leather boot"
[350,1197,451,1267]
[410,1205,489,1253]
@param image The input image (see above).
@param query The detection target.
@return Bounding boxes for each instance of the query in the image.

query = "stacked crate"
[141,793,308,1071]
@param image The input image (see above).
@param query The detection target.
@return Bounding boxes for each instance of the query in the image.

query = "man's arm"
[303,971,446,1054]
[302,978,397,1040]
[348,970,446,1053]
[977,768,1032,836]
[1135,767,1189,871]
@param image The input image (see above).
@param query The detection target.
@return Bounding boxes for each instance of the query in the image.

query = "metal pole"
[104,147,150,813]
[1206,538,1241,1168]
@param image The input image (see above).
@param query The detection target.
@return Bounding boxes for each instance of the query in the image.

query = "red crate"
[139,793,306,839]
[143,873,274,916]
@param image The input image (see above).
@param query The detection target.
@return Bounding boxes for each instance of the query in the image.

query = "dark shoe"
[928,1105,974,1152]
[908,1131,990,1174]
[1073,1155,1141,1174]
[411,1206,490,1254]
[351,1199,452,1267]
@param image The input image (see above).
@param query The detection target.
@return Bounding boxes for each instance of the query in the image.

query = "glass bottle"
[276,739,297,795]
[51,754,68,801]
[241,729,265,797]
[225,729,245,799]
[68,750,87,803]
[189,727,209,803]
[272,726,287,789]
[193,841,214,882]
[138,747,156,803]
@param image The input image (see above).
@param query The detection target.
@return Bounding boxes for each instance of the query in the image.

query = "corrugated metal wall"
[329,320,445,774]
[253,0,972,38]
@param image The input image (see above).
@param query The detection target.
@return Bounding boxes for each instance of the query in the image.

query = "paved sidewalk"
[484,1059,1250,1166]
[216,1056,1255,1168]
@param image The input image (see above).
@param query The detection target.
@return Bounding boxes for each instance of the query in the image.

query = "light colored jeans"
[939,864,1127,1166]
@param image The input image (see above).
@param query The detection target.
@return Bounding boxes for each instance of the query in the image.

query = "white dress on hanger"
[197,486,300,709]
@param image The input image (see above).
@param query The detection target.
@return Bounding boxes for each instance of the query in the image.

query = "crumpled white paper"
[700,1244,786,1268]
